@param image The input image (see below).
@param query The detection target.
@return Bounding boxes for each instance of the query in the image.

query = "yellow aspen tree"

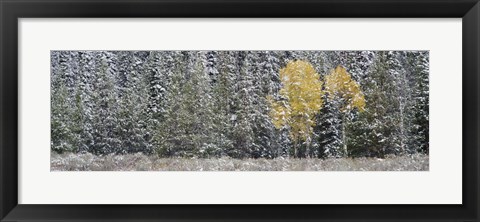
[324,65,365,156]
[268,60,324,158]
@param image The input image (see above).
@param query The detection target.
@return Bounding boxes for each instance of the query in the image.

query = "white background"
[19,19,462,204]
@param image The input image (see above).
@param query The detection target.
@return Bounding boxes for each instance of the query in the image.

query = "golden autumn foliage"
[325,66,365,112]
[268,60,324,149]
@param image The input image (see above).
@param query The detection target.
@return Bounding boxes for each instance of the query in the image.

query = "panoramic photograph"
[50,50,429,171]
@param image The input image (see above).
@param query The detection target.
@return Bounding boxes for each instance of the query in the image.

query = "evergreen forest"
[51,51,429,160]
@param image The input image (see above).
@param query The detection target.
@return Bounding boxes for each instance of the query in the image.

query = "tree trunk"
[293,141,298,158]
[399,100,405,154]
[305,137,311,158]
[293,134,298,158]
[342,114,348,157]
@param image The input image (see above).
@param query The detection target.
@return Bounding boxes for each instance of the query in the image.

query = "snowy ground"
[51,153,428,171]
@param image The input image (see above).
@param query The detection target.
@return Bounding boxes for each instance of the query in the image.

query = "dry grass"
[51,153,428,171]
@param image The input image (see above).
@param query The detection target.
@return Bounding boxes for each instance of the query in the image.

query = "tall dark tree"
[404,51,429,154]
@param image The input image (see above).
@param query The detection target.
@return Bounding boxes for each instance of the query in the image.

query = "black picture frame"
[1,0,479,221]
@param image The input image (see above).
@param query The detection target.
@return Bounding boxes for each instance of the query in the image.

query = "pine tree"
[89,52,121,154]
[155,52,219,157]
[252,51,282,158]
[405,51,429,154]
[313,51,344,158]
[205,51,220,85]
[314,94,343,157]
[214,51,237,157]
[348,52,402,157]
[75,51,96,152]
[116,52,152,154]
[51,51,82,153]
[51,81,76,153]
[230,51,256,158]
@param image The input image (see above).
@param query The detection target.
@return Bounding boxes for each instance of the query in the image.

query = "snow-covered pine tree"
[145,51,163,120]
[348,51,375,83]
[254,51,283,158]
[155,51,218,157]
[51,51,83,153]
[153,51,186,157]
[279,51,297,68]
[314,94,343,158]
[387,51,409,154]
[51,79,76,153]
[205,51,220,85]
[89,52,122,154]
[230,51,256,158]
[313,52,343,158]
[384,51,406,155]
[74,51,96,153]
[404,51,429,154]
[348,51,403,157]
[115,51,152,154]
[57,51,77,90]
[213,51,237,157]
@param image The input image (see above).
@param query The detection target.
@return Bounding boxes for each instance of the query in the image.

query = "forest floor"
[51,153,429,171]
